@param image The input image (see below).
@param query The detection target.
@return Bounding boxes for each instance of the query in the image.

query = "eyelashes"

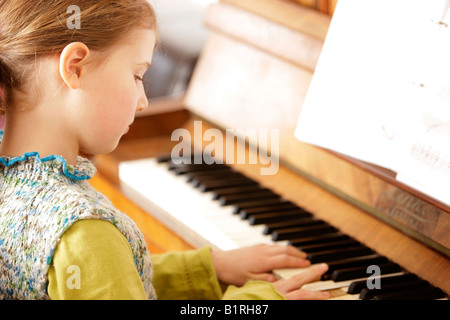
[135,75,145,82]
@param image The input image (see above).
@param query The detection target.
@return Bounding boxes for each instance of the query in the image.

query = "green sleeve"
[48,219,285,301]
[48,219,147,300]
[151,246,223,300]
[222,281,286,300]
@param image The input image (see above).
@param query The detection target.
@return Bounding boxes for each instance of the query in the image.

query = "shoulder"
[56,219,133,260]
[48,219,147,300]
[37,178,121,226]
[45,180,146,255]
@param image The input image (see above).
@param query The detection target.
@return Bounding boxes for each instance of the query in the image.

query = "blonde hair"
[0,0,158,115]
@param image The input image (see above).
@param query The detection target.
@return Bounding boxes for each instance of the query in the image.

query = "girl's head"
[0,0,158,156]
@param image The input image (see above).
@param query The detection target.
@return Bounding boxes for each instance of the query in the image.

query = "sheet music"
[295,0,450,206]
[396,8,450,205]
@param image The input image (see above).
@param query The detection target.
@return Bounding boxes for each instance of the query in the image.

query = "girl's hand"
[272,263,330,300]
[211,244,312,286]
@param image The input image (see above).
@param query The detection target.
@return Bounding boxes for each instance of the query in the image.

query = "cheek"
[113,78,138,108]
[83,85,136,142]
[78,69,140,154]
[98,80,138,121]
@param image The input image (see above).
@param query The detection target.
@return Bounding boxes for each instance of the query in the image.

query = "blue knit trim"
[0,152,92,181]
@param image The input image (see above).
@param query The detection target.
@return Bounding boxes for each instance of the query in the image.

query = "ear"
[59,42,90,90]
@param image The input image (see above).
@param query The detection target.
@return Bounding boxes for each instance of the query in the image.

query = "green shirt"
[48,219,285,300]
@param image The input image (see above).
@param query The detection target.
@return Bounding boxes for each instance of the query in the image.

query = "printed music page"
[396,13,450,206]
[295,0,450,206]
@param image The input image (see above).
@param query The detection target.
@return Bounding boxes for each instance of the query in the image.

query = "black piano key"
[299,239,361,254]
[238,202,299,217]
[159,153,202,164]
[198,178,259,192]
[231,198,286,214]
[247,210,312,225]
[347,273,418,294]
[186,170,244,185]
[219,190,279,206]
[307,246,374,264]
[288,233,351,247]
[168,159,223,168]
[211,185,265,199]
[173,164,231,175]
[263,217,325,234]
[272,224,337,241]
[323,254,389,280]
[360,280,430,300]
[331,262,401,282]
[156,154,174,163]
[187,170,245,184]
[372,286,447,300]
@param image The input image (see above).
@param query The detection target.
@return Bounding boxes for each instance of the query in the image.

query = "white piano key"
[302,272,405,291]
[328,293,360,300]
[273,265,318,280]
[119,158,277,250]
[273,267,408,300]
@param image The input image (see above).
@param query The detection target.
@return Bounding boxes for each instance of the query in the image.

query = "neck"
[0,107,79,165]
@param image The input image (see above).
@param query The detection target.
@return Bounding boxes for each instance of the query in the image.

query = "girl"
[0,0,329,300]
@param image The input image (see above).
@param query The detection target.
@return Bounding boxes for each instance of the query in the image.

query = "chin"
[81,141,120,157]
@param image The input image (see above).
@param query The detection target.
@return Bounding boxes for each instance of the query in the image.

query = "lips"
[125,121,134,134]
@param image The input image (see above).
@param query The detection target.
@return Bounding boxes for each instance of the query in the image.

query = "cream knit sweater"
[0,151,156,300]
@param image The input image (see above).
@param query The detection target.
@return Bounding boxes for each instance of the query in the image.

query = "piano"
[90,0,450,300]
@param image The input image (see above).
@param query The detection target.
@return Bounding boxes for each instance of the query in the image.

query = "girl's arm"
[48,219,147,300]
[151,247,287,300]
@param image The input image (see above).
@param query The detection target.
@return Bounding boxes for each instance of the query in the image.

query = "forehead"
[122,28,156,54]
[107,28,156,63]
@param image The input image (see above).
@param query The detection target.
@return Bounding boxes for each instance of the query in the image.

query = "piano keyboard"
[118,155,448,300]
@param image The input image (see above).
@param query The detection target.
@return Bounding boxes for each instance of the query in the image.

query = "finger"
[248,272,277,283]
[266,245,307,259]
[286,289,330,300]
[245,245,309,271]
[266,254,311,270]
[290,263,328,288]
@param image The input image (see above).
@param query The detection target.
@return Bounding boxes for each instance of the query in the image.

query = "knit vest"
[0,152,156,300]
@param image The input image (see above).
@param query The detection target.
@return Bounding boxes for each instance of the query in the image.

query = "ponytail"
[0,60,9,115]
[0,53,16,115]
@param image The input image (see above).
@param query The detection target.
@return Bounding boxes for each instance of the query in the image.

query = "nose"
[137,102,148,112]
[137,87,149,112]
